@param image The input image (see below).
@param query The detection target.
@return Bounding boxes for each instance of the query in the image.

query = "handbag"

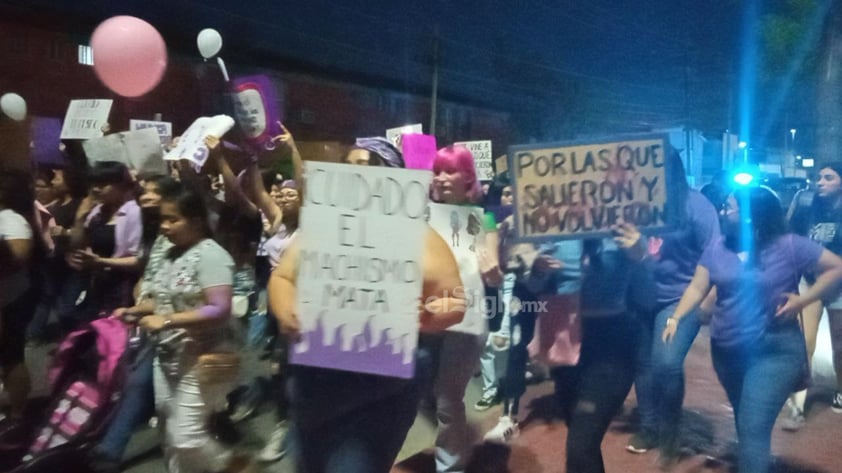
[196,352,241,384]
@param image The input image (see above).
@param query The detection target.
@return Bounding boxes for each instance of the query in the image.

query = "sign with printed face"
[455,140,493,181]
[510,134,671,241]
[427,203,489,336]
[130,119,173,145]
[60,99,113,140]
[163,115,235,167]
[292,161,432,378]
[386,123,423,151]
[231,75,284,154]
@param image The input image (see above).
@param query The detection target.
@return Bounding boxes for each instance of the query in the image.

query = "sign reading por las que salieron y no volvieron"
[510,135,672,241]
[292,161,432,379]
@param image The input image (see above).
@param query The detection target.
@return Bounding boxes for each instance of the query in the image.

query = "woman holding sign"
[270,143,467,473]
[662,186,842,473]
[628,150,720,457]
[427,144,502,473]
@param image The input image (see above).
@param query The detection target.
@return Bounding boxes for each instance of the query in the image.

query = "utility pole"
[429,26,439,136]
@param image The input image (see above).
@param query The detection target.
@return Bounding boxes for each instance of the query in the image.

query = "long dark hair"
[664,146,690,229]
[724,186,787,259]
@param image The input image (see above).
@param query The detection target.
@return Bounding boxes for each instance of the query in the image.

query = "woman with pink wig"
[428,144,502,472]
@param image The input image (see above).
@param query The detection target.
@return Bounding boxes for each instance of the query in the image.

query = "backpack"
[5,318,130,471]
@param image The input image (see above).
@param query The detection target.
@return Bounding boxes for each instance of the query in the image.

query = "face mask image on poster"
[231,75,283,153]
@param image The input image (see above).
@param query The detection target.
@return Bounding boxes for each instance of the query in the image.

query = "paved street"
[19,317,842,473]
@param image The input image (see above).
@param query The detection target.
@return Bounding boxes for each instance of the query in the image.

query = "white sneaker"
[259,420,289,462]
[483,415,520,444]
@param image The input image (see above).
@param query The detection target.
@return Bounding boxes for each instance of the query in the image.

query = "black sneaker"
[832,391,842,414]
[626,430,659,454]
[474,391,500,411]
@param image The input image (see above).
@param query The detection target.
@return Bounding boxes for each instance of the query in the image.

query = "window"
[77,45,93,65]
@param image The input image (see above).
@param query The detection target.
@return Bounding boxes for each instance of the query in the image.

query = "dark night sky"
[2,0,775,142]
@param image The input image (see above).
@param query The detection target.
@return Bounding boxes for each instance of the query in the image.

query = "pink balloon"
[91,16,168,98]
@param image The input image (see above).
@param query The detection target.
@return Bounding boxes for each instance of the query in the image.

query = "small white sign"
[130,119,173,145]
[164,115,235,168]
[60,99,113,140]
[386,123,423,150]
[455,140,493,181]
[428,202,489,336]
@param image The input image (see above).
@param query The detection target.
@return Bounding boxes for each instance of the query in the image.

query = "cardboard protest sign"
[82,128,166,176]
[292,161,432,378]
[130,119,172,145]
[455,140,493,181]
[231,75,284,154]
[428,203,488,336]
[401,133,436,170]
[495,154,508,175]
[386,123,423,150]
[164,115,235,168]
[510,134,670,241]
[60,99,113,140]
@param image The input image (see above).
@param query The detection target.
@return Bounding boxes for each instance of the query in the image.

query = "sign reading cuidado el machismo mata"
[510,135,671,241]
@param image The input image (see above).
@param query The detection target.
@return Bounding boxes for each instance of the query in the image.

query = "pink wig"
[431,144,483,204]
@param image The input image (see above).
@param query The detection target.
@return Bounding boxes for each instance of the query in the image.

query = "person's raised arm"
[243,162,282,233]
[205,135,257,217]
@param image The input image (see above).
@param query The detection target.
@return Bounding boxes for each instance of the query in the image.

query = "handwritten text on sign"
[455,140,493,181]
[293,162,432,378]
[512,136,669,240]
[60,99,113,140]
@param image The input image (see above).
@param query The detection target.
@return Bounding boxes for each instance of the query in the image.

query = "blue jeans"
[712,324,806,473]
[97,344,155,461]
[634,301,701,439]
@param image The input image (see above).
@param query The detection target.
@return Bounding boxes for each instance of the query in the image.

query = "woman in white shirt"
[0,169,42,422]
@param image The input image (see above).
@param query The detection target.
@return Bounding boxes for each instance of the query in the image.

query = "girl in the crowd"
[628,150,721,455]
[67,161,142,329]
[663,186,842,473]
[256,177,300,463]
[123,182,250,473]
[88,175,177,473]
[475,176,514,414]
[428,144,501,473]
[784,162,842,428]
[481,174,545,443]
[530,222,643,473]
[272,139,467,473]
[0,169,44,423]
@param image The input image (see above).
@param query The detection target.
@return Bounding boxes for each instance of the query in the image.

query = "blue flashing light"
[733,172,755,186]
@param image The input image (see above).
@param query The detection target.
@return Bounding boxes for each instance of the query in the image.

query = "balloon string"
[217,57,230,82]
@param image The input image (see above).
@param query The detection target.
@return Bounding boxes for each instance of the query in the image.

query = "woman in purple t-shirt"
[663,186,842,473]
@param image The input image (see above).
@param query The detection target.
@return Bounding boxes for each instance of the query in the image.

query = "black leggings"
[552,314,639,473]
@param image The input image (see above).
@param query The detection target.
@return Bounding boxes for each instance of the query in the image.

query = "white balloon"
[0,93,26,121]
[197,28,223,59]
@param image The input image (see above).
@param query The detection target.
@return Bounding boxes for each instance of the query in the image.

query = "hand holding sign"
[164,115,235,168]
